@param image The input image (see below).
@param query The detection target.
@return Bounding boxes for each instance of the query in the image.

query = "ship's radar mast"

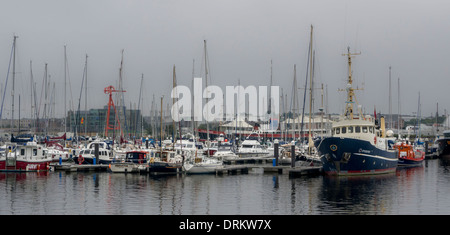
[340,47,363,120]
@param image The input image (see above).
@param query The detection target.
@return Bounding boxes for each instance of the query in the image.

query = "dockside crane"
[104,85,126,137]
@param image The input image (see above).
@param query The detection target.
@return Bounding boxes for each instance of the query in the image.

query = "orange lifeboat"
[394,142,425,166]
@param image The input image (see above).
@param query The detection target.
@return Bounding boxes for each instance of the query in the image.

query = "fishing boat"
[0,142,52,172]
[109,150,148,173]
[436,130,450,158]
[314,48,398,176]
[394,141,425,166]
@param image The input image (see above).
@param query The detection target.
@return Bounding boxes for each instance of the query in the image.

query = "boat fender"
[374,136,377,145]
[149,157,154,163]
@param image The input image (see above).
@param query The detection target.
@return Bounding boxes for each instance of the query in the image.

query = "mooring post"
[291,144,295,168]
[94,143,99,165]
[274,139,279,166]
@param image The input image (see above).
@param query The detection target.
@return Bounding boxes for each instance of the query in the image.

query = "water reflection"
[1,160,450,214]
[319,173,396,214]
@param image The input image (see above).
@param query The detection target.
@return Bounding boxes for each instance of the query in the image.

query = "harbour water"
[1,158,450,215]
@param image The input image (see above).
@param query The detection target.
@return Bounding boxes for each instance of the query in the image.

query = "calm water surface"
[1,158,450,215]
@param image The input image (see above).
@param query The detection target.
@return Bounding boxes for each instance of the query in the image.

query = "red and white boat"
[394,141,425,167]
[0,142,52,172]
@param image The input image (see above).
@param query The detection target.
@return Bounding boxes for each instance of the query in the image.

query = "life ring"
[78,155,84,164]
[330,145,337,151]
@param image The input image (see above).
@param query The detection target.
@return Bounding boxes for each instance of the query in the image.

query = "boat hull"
[0,159,51,172]
[185,163,222,174]
[315,137,398,176]
[73,156,111,165]
[398,157,424,167]
[436,138,450,157]
[109,163,145,173]
[148,161,183,174]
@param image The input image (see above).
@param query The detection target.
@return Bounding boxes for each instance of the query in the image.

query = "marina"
[2,0,450,219]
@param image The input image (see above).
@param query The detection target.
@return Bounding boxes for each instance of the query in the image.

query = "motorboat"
[109,150,149,173]
[0,142,52,172]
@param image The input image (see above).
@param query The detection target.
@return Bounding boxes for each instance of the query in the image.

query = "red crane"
[104,85,126,137]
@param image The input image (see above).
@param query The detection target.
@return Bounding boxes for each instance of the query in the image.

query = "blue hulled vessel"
[314,48,398,176]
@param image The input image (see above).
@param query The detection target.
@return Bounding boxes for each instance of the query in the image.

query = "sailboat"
[314,47,398,176]
[184,40,223,174]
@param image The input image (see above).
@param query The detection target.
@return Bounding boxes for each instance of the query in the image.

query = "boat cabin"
[16,142,47,160]
[125,151,147,164]
[443,130,450,138]
[154,150,177,162]
[331,118,377,144]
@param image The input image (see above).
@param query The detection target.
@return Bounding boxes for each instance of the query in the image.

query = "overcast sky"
[0,0,449,120]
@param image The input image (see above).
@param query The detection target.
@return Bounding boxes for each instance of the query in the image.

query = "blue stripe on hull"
[315,137,397,176]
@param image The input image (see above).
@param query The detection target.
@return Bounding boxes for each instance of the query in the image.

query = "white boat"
[46,144,70,162]
[109,150,149,173]
[184,155,223,174]
[238,139,270,158]
[174,139,201,160]
[213,142,238,160]
[73,141,112,164]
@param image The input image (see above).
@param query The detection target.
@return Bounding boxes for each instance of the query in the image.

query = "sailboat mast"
[389,66,392,129]
[135,73,143,138]
[172,65,176,148]
[84,54,88,136]
[293,64,297,141]
[64,45,67,134]
[308,25,313,144]
[11,35,18,131]
[397,77,401,137]
[204,40,210,146]
[191,59,195,139]
[160,96,163,158]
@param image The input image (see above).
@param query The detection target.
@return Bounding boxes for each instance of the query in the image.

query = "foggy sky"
[1,0,449,121]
